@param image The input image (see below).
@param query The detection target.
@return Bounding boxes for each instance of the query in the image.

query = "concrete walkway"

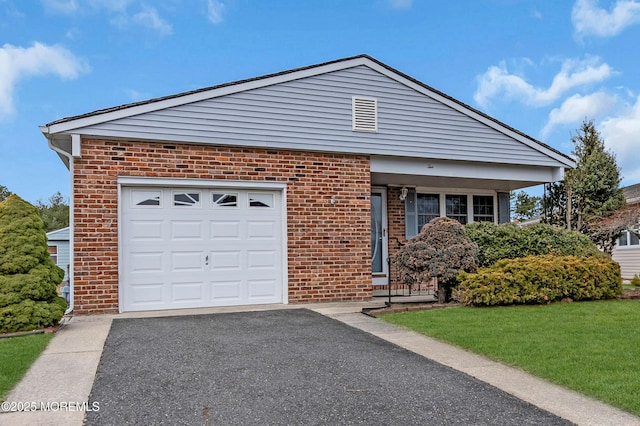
[2,301,639,426]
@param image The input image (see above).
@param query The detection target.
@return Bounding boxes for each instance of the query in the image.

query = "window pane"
[173,192,201,207]
[213,192,238,207]
[473,195,494,223]
[618,232,628,246]
[132,190,161,207]
[249,193,273,208]
[446,195,467,224]
[631,232,639,246]
[417,194,439,229]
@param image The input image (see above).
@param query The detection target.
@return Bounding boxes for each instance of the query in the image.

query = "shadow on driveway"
[86,309,570,425]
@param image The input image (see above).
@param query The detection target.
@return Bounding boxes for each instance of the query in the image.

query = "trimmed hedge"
[454,255,622,306]
[465,222,601,268]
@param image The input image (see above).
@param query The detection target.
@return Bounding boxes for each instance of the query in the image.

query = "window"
[473,195,494,223]
[446,194,468,224]
[618,230,640,247]
[249,193,274,208]
[132,190,161,207]
[48,246,58,265]
[212,192,238,207]
[407,191,497,239]
[173,192,201,207]
[417,194,439,229]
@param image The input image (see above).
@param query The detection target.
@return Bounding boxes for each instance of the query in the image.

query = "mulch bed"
[621,288,640,300]
[365,288,640,317]
[0,318,67,339]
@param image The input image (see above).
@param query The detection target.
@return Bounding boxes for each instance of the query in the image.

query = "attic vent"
[352,97,377,132]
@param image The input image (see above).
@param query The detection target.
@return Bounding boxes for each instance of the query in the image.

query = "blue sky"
[1,0,640,203]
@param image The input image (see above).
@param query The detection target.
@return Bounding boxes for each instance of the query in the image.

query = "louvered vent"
[352,97,377,132]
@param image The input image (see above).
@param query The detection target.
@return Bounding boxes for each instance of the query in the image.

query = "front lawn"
[0,333,53,400]
[379,300,640,416]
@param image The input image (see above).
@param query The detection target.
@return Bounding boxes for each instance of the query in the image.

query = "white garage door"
[121,187,284,312]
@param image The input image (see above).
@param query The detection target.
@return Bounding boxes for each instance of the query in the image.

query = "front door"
[371,187,388,285]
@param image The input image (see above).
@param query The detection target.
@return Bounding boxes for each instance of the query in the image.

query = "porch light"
[399,187,408,201]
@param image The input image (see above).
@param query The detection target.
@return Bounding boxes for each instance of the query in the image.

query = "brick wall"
[73,139,372,314]
[387,187,406,287]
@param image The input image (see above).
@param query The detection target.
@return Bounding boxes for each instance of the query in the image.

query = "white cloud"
[132,6,173,36]
[0,42,89,118]
[87,0,132,12]
[474,56,614,108]
[43,0,132,14]
[572,0,640,38]
[43,0,170,36]
[124,88,150,102]
[541,91,617,137]
[600,96,640,181]
[207,0,225,24]
[41,0,79,14]
[388,0,413,9]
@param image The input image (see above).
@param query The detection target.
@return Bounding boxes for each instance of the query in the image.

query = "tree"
[0,195,67,333]
[511,190,542,221]
[35,192,69,233]
[392,217,478,303]
[0,185,11,202]
[586,202,640,254]
[544,119,624,250]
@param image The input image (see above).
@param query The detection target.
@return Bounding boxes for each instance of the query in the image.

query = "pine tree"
[0,195,67,333]
[0,185,11,202]
[544,119,624,251]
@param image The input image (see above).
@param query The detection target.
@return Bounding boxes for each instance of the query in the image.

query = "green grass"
[0,333,53,400]
[380,300,640,416]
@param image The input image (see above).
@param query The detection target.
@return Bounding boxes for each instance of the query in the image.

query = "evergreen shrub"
[454,255,622,306]
[0,195,66,333]
[465,222,601,267]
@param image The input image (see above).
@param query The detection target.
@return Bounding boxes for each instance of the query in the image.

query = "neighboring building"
[46,226,70,281]
[40,55,574,314]
[612,184,640,280]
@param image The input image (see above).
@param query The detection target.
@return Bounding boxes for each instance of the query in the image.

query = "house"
[612,184,640,280]
[46,226,70,282]
[40,55,575,314]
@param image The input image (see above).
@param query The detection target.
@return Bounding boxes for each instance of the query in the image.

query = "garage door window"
[173,192,201,207]
[132,190,162,207]
[213,192,238,208]
[249,193,274,208]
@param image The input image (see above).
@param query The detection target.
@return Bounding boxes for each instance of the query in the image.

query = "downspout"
[46,138,75,315]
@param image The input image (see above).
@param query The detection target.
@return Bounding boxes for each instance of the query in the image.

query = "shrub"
[631,274,640,287]
[393,217,478,302]
[0,195,66,333]
[465,222,601,267]
[454,255,622,306]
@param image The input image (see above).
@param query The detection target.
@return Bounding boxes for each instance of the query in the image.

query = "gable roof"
[41,54,575,168]
[623,183,640,204]
[46,226,69,241]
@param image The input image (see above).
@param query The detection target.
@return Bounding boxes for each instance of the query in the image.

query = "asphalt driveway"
[85,309,570,425]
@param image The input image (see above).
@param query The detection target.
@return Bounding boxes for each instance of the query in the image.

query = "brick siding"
[72,139,372,314]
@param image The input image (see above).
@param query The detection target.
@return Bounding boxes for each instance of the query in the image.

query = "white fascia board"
[364,61,576,169]
[44,57,371,135]
[371,156,563,184]
[117,176,288,189]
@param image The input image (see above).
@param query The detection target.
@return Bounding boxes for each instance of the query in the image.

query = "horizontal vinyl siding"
[612,247,640,280]
[49,241,70,281]
[78,66,561,167]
